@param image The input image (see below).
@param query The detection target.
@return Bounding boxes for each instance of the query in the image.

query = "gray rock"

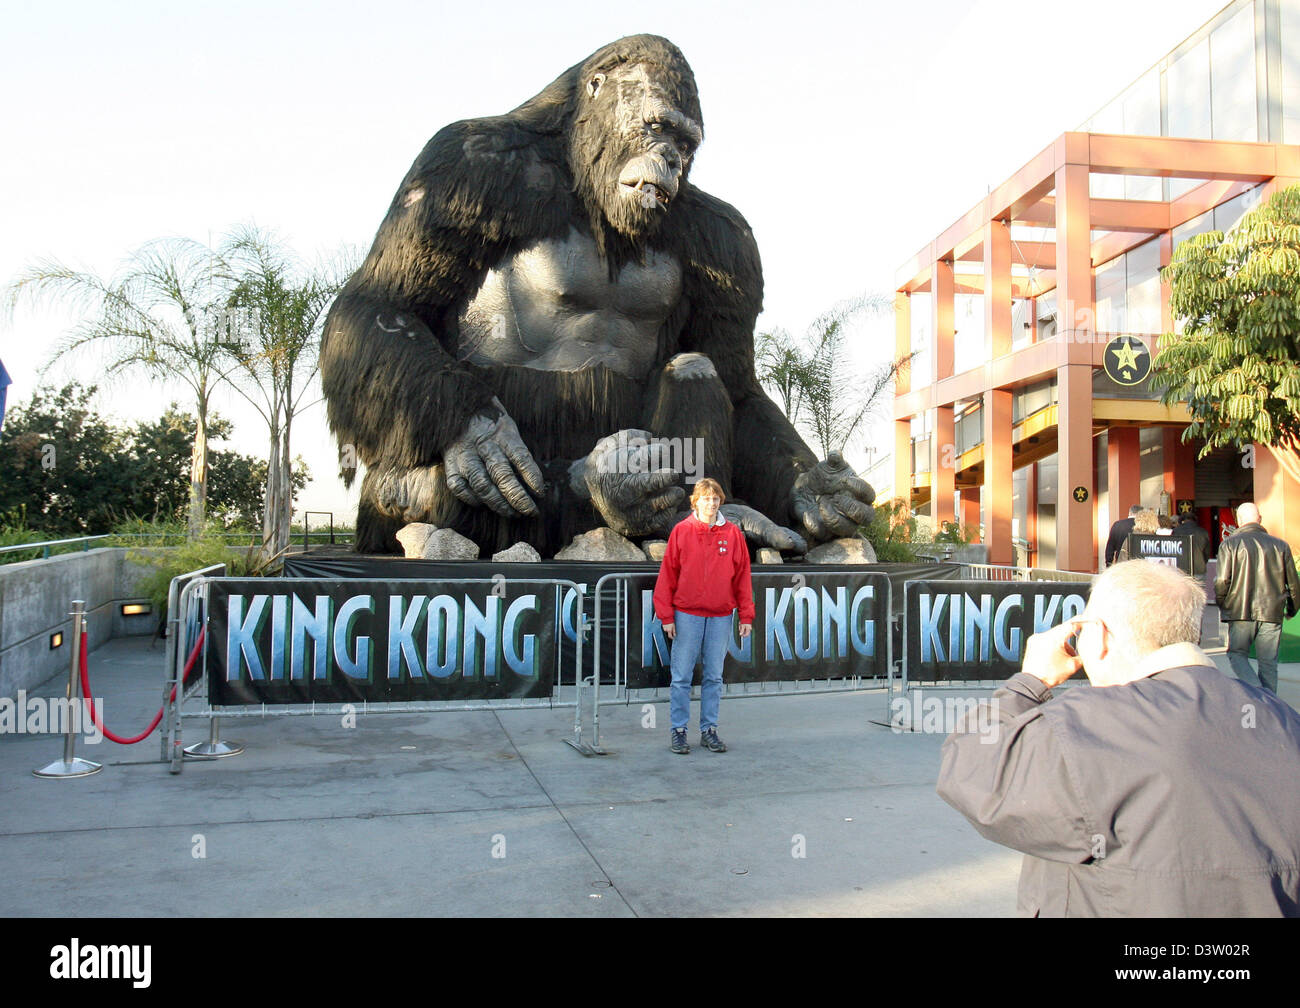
[804,538,878,564]
[421,528,479,560]
[555,527,645,562]
[642,540,668,562]
[491,542,542,563]
[395,522,437,559]
[756,548,784,564]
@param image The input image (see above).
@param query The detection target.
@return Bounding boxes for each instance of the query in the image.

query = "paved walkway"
[1,630,1295,917]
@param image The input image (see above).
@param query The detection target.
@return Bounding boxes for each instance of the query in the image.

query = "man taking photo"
[937,560,1300,917]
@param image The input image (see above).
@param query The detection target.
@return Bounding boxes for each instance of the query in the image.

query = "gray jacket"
[937,650,1300,917]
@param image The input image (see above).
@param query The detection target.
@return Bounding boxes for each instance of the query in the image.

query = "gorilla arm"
[321,118,570,518]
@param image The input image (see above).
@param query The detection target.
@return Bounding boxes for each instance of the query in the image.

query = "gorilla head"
[566,36,704,244]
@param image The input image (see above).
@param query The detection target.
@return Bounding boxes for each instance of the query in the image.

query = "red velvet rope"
[78,627,205,745]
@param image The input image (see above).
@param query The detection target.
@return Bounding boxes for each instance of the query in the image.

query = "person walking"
[1104,505,1143,566]
[1215,502,1300,694]
[1172,509,1212,578]
[652,477,754,755]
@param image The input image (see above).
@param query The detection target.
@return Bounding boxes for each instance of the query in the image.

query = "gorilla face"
[573,62,703,241]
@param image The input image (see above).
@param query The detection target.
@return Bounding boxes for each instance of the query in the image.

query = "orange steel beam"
[1018,196,1170,232]
[897,133,1297,293]
[1086,133,1280,181]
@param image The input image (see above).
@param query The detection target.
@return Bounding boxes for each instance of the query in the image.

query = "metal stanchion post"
[183,711,243,760]
[34,600,103,779]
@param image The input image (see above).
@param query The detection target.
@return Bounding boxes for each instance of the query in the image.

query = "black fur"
[321,34,818,554]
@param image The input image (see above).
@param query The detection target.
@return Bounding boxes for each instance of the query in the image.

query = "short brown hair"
[690,478,725,507]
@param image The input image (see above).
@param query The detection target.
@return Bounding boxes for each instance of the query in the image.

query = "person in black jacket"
[938,560,1300,916]
[1104,504,1144,567]
[1172,511,1212,578]
[1214,502,1300,694]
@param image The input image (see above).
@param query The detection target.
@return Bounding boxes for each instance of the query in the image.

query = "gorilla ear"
[587,73,606,99]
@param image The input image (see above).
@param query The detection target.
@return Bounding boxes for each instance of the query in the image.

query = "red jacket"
[653,515,755,624]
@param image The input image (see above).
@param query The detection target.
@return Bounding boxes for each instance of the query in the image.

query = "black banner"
[206,579,559,704]
[904,579,1091,682]
[623,569,892,689]
[1125,533,1192,573]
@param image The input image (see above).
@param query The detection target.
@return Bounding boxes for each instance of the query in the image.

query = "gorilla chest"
[457,228,681,376]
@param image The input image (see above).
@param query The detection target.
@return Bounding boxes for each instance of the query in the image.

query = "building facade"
[893,0,1300,571]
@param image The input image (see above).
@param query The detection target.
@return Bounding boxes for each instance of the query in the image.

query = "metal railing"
[960,563,1096,584]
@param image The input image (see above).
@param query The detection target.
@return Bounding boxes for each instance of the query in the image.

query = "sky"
[0,0,1230,524]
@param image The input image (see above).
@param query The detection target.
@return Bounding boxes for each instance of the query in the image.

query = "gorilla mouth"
[620,179,671,210]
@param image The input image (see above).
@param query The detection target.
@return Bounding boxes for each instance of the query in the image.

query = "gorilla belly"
[457,227,681,377]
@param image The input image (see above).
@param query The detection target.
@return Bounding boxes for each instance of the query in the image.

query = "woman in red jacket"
[652,478,754,755]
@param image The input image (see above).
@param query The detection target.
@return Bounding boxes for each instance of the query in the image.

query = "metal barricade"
[590,570,894,750]
[961,563,1098,584]
[170,576,594,770]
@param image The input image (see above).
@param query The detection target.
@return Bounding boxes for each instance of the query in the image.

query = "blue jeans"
[1226,620,1282,694]
[669,611,730,732]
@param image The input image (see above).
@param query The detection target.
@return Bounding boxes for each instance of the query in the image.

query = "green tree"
[1153,185,1300,481]
[0,384,134,534]
[220,225,351,564]
[0,386,298,536]
[6,238,238,538]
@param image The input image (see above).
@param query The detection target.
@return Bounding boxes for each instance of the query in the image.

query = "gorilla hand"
[443,397,545,517]
[371,463,444,523]
[791,452,877,541]
[719,504,808,554]
[576,430,686,538]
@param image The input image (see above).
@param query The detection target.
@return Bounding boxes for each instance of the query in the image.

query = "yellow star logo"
[1110,340,1144,372]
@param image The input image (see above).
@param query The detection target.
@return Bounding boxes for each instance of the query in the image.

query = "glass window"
[1214,185,1262,231]
[1122,70,1163,200]
[910,292,931,387]
[1283,0,1300,143]
[1095,258,1126,334]
[1036,291,1058,343]
[1011,298,1034,351]
[953,293,985,374]
[1168,37,1212,139]
[1126,238,1162,334]
[1209,6,1258,141]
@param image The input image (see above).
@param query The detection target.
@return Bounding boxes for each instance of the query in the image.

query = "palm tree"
[221,225,352,564]
[7,238,235,539]
[756,294,912,458]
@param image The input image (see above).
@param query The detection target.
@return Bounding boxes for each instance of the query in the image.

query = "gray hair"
[1128,505,1144,517]
[1237,502,1261,526]
[1085,561,1204,657]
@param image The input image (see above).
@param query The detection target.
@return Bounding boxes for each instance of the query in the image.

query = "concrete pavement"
[1,629,1295,917]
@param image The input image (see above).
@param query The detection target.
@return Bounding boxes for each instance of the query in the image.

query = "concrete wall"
[0,548,162,698]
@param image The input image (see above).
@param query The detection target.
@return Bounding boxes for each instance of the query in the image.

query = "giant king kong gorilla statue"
[321,34,876,556]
